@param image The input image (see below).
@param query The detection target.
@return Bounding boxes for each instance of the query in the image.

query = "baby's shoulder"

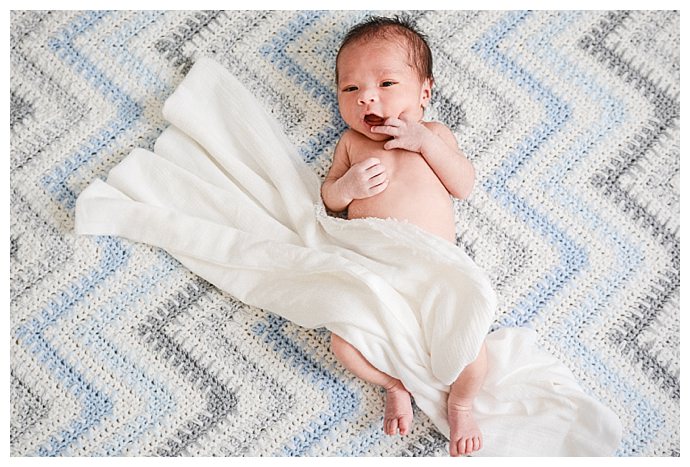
[423,121,458,146]
[333,129,359,163]
[423,120,453,135]
[337,128,371,152]
[335,129,355,150]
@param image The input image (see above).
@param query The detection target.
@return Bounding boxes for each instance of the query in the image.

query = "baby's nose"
[358,89,378,105]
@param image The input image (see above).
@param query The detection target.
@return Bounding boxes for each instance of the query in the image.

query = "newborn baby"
[321,16,488,457]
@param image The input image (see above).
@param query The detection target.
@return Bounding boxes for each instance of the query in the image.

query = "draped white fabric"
[75,57,621,456]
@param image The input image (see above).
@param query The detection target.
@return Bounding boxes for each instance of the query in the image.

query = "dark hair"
[335,15,434,84]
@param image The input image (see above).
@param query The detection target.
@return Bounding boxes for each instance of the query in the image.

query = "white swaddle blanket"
[74,57,622,456]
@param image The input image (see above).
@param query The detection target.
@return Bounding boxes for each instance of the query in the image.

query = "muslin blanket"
[74,57,622,456]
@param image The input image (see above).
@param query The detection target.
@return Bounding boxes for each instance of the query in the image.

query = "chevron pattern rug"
[10,10,679,456]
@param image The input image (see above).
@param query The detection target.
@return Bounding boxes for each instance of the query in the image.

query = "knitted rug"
[10,10,679,456]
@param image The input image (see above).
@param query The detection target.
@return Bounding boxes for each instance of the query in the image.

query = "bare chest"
[347,138,439,187]
[346,136,456,242]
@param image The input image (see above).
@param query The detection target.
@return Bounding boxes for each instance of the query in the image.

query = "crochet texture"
[10,10,679,456]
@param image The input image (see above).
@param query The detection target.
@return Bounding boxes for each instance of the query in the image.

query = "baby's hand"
[371,114,433,153]
[338,157,388,200]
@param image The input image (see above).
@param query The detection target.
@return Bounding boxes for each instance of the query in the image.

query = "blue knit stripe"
[522,11,659,455]
[253,314,359,456]
[43,11,145,211]
[259,11,346,163]
[15,237,128,455]
[78,249,178,455]
[474,11,582,328]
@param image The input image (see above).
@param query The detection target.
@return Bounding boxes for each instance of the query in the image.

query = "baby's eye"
[342,86,358,92]
[381,81,396,87]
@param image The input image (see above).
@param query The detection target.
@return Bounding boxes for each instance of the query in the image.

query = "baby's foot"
[383,380,413,435]
[447,396,482,456]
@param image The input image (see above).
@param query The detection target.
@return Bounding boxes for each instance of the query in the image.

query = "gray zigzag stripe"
[408,10,468,133]
[10,371,50,446]
[10,235,19,258]
[10,11,89,172]
[10,188,72,303]
[10,10,47,45]
[431,50,527,289]
[580,11,680,402]
[224,14,321,142]
[137,277,238,456]
[401,429,448,457]
[153,11,312,138]
[10,91,33,130]
[154,10,224,75]
[199,303,298,455]
[472,206,533,293]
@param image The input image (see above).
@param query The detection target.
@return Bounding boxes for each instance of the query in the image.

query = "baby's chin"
[351,126,392,142]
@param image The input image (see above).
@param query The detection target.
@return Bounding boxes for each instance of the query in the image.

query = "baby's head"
[336,16,433,86]
[335,16,434,140]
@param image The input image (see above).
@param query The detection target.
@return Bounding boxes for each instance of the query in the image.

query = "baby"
[321,17,488,457]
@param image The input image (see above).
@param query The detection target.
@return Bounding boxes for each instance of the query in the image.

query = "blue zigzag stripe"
[475,11,584,328]
[253,314,360,456]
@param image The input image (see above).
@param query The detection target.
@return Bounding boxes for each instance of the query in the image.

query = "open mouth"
[364,114,385,126]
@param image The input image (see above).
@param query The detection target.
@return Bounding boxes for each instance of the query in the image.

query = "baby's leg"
[447,341,487,456]
[330,332,413,435]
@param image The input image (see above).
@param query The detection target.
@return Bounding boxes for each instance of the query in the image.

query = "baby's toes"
[448,438,457,456]
[458,438,466,454]
[466,438,476,454]
[469,437,482,454]
[449,433,463,456]
[398,416,411,435]
[386,417,399,435]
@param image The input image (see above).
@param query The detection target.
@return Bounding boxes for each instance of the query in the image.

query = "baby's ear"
[420,78,433,107]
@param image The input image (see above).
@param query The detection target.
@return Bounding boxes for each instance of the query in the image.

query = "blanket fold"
[74,57,622,456]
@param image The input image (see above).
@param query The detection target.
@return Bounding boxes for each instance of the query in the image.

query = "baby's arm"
[371,118,475,199]
[421,122,475,200]
[321,132,388,212]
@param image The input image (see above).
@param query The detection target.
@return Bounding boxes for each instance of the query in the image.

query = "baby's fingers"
[371,125,400,137]
[383,138,403,151]
[384,116,404,126]
[368,177,389,195]
[368,172,387,187]
[366,162,386,177]
[356,157,380,170]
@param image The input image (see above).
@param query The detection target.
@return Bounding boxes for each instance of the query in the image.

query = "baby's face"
[336,37,431,141]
